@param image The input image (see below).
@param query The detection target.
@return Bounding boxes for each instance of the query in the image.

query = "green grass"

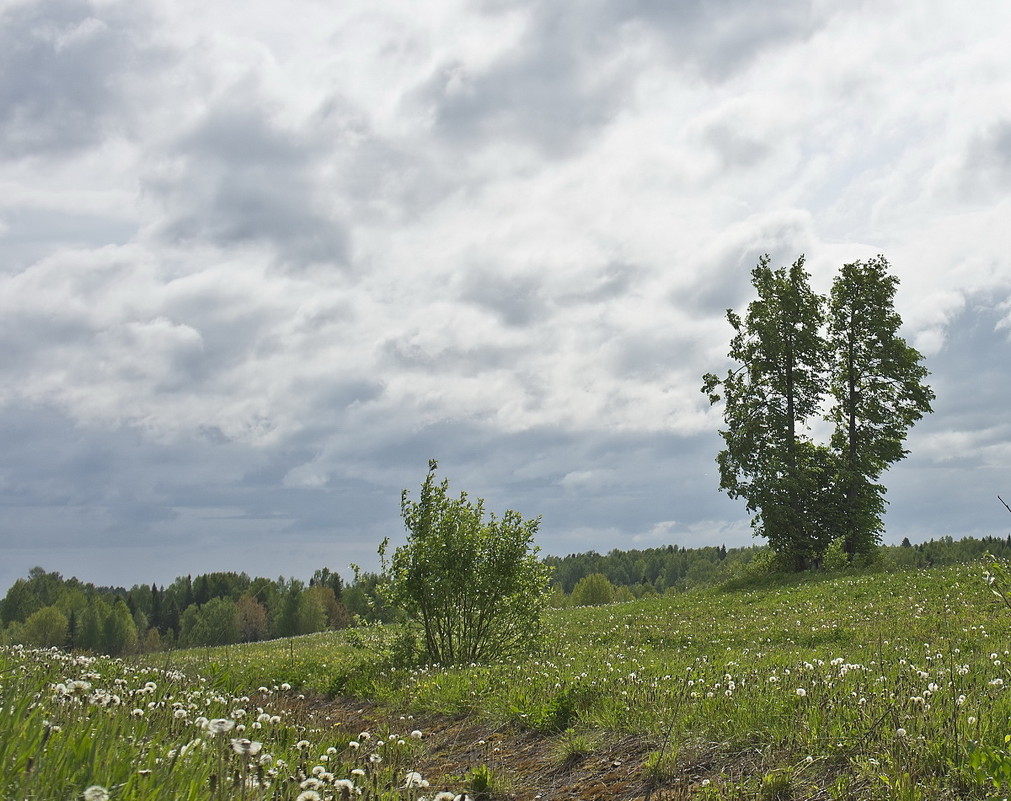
[7,560,1011,798]
[0,645,443,800]
[162,561,1011,797]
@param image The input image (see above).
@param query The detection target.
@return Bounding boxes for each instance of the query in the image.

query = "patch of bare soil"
[281,694,695,800]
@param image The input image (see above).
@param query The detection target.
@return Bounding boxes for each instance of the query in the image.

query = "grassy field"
[6,560,1011,799]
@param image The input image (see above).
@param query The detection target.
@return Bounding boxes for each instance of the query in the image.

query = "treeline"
[546,534,1011,606]
[4,535,1010,650]
[0,566,388,655]
[545,543,759,598]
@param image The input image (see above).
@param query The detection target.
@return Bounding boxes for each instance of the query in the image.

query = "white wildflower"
[207,718,235,735]
[404,771,427,788]
[231,738,263,756]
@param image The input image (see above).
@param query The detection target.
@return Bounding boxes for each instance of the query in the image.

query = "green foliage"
[144,558,1011,798]
[553,728,595,767]
[821,538,850,571]
[702,255,830,569]
[968,736,1011,794]
[643,747,679,786]
[383,460,552,665]
[531,684,596,733]
[466,763,496,801]
[703,254,933,568]
[759,767,794,800]
[103,598,138,655]
[569,573,615,606]
[826,257,934,557]
[179,597,240,648]
[969,554,1011,794]
[21,605,68,648]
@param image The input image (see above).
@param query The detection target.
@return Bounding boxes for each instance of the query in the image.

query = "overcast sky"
[2,0,1010,593]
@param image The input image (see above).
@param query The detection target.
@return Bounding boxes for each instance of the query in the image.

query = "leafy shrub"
[821,538,850,571]
[381,460,552,665]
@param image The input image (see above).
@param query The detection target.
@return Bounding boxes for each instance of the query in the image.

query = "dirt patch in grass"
[272,693,699,800]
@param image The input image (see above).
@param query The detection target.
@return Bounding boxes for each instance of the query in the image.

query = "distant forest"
[3,535,1010,655]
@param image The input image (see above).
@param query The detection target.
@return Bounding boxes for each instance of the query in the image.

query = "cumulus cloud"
[0,0,163,157]
[2,0,1011,589]
[145,85,350,268]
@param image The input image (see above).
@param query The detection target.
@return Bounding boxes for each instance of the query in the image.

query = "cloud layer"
[2,0,1011,590]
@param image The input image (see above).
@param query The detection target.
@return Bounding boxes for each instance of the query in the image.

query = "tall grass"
[0,644,456,800]
[8,561,1011,798]
[163,562,1011,797]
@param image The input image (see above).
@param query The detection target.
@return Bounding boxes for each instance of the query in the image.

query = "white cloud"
[2,0,1011,588]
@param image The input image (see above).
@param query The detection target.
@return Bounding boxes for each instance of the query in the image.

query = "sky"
[2,0,1011,593]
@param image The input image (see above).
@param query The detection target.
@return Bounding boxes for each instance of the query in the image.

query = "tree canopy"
[703,254,933,568]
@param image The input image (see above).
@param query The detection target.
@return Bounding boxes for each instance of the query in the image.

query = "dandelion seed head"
[207,718,235,735]
[404,771,426,788]
[231,738,263,756]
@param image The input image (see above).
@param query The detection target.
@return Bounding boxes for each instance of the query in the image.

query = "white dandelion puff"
[207,718,235,735]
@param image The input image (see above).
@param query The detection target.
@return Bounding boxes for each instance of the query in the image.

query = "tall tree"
[104,597,139,655]
[235,593,269,642]
[826,256,934,556]
[702,255,829,568]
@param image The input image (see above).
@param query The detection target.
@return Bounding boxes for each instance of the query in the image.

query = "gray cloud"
[147,89,349,268]
[557,262,639,306]
[960,119,1011,199]
[672,213,817,318]
[875,296,1011,541]
[0,207,137,273]
[0,398,746,592]
[2,1,1011,594]
[0,0,160,158]
[459,266,547,327]
[435,0,826,159]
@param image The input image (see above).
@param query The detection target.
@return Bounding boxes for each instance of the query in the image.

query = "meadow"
[6,560,1011,799]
